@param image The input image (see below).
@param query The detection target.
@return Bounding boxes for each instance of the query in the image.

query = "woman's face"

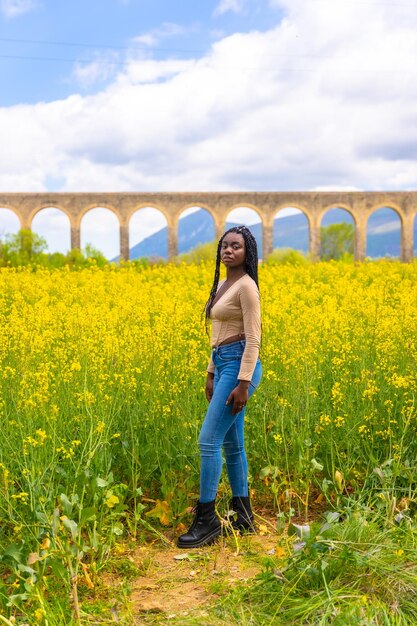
[220,232,246,269]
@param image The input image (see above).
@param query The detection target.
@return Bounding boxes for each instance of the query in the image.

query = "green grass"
[1,261,417,623]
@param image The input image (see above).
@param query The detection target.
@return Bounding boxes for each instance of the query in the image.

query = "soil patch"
[130,525,279,624]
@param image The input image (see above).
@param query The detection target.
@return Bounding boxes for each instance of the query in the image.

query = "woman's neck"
[225,268,246,282]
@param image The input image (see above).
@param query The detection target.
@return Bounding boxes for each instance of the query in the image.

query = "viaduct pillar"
[309,217,321,261]
[120,223,130,262]
[263,218,274,260]
[71,223,81,251]
[354,218,367,262]
[401,214,414,263]
[168,221,178,259]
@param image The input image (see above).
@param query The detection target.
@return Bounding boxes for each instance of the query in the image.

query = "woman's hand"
[226,381,249,415]
[205,373,214,402]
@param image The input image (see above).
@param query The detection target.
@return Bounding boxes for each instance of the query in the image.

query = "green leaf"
[3,543,23,563]
[7,593,29,607]
[35,511,49,525]
[324,511,340,524]
[62,517,78,540]
[321,478,331,494]
[48,556,67,579]
[18,563,37,576]
[79,506,97,526]
[112,523,124,536]
[259,466,271,479]
[60,493,73,516]
[290,523,311,539]
[311,458,324,472]
[52,507,61,535]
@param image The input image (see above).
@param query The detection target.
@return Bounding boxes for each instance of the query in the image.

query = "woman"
[178,225,262,548]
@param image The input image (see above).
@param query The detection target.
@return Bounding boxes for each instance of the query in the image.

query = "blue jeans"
[198,340,262,503]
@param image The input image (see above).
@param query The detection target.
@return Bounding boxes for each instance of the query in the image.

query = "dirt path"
[129,523,279,624]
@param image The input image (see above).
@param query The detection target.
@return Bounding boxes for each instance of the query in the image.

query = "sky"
[1,0,417,257]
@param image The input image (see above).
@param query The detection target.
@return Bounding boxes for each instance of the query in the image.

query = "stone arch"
[0,191,416,263]
[273,206,310,255]
[366,205,401,259]
[368,202,404,222]
[178,206,216,255]
[176,203,217,225]
[28,204,74,227]
[129,206,168,261]
[31,207,71,254]
[78,203,120,227]
[0,207,22,238]
[80,206,120,261]
[226,203,264,223]
[319,205,356,260]
[225,206,263,259]
[126,203,171,227]
[275,203,310,220]
[319,204,357,227]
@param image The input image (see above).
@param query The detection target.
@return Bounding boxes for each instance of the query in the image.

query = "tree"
[0,230,111,268]
[0,229,48,266]
[83,243,108,267]
[320,223,354,261]
[175,241,217,264]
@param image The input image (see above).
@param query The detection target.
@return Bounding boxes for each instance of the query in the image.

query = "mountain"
[127,207,406,260]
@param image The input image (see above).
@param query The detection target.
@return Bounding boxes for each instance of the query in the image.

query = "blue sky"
[0,0,283,106]
[1,0,417,257]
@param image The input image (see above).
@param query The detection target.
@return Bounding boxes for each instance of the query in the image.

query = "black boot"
[177,500,221,548]
[229,496,255,533]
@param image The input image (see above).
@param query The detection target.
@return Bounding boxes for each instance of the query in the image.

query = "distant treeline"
[0,224,355,268]
[0,229,111,268]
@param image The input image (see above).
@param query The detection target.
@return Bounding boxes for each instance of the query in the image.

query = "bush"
[0,230,112,269]
[265,248,309,266]
[175,241,217,264]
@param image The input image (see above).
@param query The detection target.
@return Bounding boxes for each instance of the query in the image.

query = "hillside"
[127,207,404,260]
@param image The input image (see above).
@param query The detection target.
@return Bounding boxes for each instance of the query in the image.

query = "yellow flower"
[105,494,120,509]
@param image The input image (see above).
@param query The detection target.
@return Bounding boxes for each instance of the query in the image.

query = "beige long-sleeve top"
[207,274,261,381]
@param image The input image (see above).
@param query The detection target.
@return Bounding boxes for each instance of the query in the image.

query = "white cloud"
[133,22,192,48]
[71,52,121,89]
[370,221,401,235]
[130,207,167,245]
[0,208,20,236]
[0,0,37,17]
[213,0,246,17]
[70,22,194,89]
[227,207,261,224]
[1,0,417,236]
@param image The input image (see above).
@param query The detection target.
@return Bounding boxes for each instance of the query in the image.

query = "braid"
[203,243,222,323]
[203,225,259,323]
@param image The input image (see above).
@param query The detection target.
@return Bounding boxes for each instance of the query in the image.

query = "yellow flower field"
[1,260,417,622]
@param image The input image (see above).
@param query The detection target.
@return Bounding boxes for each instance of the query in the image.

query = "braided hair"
[204,225,259,320]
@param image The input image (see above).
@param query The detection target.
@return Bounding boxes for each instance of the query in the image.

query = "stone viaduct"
[0,191,416,261]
